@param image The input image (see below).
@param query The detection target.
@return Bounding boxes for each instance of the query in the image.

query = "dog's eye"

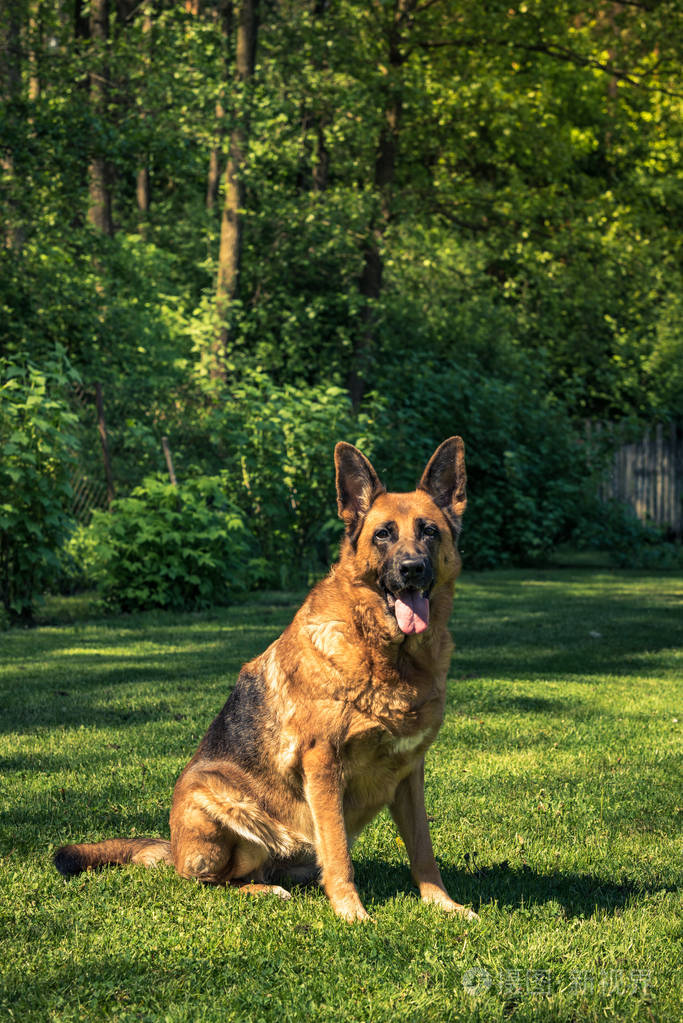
[374,527,391,542]
[423,523,439,538]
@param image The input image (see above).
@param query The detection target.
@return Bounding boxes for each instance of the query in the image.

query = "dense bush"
[55,522,100,596]
[572,499,683,569]
[172,359,593,578]
[87,476,252,611]
[202,371,372,587]
[363,357,591,569]
[52,357,680,616]
[0,351,80,621]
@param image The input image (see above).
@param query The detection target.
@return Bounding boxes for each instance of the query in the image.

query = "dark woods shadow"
[355,858,673,920]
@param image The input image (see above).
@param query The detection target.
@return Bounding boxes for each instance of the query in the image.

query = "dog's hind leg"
[174,825,292,900]
[235,880,291,900]
[170,767,297,898]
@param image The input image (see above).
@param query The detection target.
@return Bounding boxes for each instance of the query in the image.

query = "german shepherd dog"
[55,438,476,922]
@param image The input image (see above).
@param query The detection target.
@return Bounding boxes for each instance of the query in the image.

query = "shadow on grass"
[37,855,670,924]
[0,685,223,737]
[2,572,681,740]
[0,619,286,737]
[356,859,672,919]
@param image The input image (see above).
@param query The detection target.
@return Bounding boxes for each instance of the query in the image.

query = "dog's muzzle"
[382,557,434,636]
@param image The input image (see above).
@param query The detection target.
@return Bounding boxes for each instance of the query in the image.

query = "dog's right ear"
[335,443,385,537]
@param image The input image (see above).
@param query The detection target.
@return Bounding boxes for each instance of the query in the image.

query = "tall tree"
[88,0,113,235]
[1,0,24,249]
[207,0,232,211]
[214,0,259,378]
[350,0,416,410]
[135,5,153,224]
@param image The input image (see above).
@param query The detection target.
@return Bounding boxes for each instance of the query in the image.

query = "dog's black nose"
[398,557,431,589]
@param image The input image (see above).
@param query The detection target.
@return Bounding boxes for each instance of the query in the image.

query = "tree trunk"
[28,1,41,102]
[1,0,23,249]
[349,1,412,411]
[213,0,259,379]
[206,116,223,211]
[135,8,153,227]
[136,166,150,217]
[207,2,232,211]
[88,0,113,236]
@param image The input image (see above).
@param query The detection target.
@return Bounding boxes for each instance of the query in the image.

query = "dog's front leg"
[301,742,369,922]
[390,758,478,920]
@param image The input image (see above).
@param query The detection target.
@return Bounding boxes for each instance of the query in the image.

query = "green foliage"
[87,476,251,612]
[363,358,590,569]
[55,522,101,596]
[1,0,680,597]
[4,0,680,418]
[0,351,80,621]
[0,232,196,492]
[572,499,683,569]
[203,371,368,587]
[75,353,675,602]
[193,362,593,579]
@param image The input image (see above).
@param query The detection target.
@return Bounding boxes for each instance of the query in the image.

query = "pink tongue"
[394,591,430,635]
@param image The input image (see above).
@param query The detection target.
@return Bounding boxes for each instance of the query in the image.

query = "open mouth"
[384,587,431,635]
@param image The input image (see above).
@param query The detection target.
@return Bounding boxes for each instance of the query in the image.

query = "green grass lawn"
[1,570,681,1022]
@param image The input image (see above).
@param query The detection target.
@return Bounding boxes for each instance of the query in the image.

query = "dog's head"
[335,438,467,637]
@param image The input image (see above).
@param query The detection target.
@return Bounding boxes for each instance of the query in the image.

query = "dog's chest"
[344,714,438,764]
[340,717,437,821]
[342,681,443,783]
[387,726,432,755]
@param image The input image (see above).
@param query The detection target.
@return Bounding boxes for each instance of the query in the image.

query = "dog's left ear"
[418,436,467,536]
[335,442,386,537]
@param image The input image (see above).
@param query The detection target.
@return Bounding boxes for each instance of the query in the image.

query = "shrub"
[192,358,597,576]
[87,475,252,611]
[54,522,101,595]
[194,360,599,578]
[204,371,371,587]
[0,351,80,621]
[364,357,591,569]
[572,499,683,569]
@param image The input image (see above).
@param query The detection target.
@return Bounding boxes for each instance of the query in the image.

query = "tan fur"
[54,438,477,922]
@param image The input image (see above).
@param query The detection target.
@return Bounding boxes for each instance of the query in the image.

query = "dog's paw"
[270,884,293,901]
[420,885,479,920]
[451,904,479,921]
[437,900,479,921]
[238,882,292,901]
[330,893,371,922]
[337,902,371,923]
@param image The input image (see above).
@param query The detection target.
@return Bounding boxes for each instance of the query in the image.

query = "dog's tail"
[54,837,173,877]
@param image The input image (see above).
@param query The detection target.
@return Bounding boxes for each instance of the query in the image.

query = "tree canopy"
[1,0,681,611]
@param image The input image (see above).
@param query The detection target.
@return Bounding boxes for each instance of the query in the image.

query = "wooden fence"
[596,422,683,537]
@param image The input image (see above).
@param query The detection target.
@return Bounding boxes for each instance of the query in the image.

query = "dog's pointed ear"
[335,442,385,536]
[418,436,467,535]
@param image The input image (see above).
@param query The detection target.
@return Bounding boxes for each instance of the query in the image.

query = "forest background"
[1,0,682,620]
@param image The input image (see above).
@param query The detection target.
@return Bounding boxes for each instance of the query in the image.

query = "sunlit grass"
[1,569,681,1021]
